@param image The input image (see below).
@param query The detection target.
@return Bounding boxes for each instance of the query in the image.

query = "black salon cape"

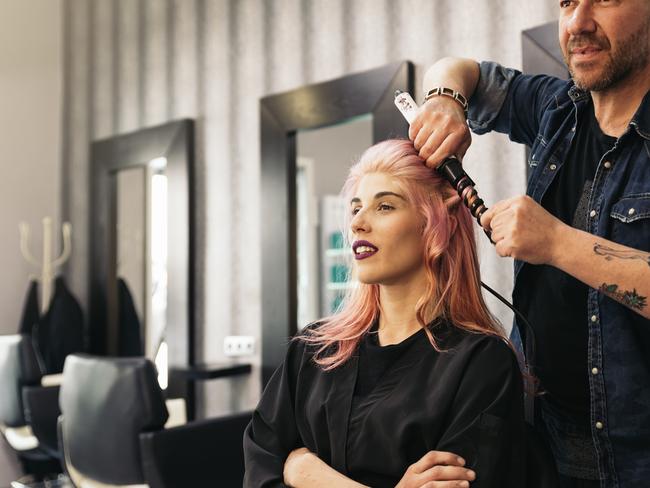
[243,322,526,487]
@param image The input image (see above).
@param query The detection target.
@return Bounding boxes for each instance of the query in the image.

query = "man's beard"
[564,21,650,92]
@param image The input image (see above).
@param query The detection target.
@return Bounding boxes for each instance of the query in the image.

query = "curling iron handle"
[438,157,473,188]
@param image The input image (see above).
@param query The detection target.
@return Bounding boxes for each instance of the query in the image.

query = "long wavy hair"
[300,139,505,370]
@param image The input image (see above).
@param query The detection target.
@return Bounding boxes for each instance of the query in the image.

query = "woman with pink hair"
[244,139,526,487]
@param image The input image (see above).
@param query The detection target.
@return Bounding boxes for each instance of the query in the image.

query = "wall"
[0,1,63,482]
[0,1,62,335]
[61,0,560,417]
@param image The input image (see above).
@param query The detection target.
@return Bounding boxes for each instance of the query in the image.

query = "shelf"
[325,248,350,258]
[168,362,252,380]
[326,282,355,291]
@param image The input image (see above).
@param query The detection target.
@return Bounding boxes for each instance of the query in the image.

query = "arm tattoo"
[599,283,648,311]
[593,243,650,268]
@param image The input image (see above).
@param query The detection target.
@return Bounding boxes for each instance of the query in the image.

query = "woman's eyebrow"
[349,191,406,205]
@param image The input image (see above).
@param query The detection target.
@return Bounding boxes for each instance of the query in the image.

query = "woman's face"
[349,172,427,286]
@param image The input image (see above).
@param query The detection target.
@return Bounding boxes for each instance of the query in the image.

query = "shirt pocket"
[609,194,650,252]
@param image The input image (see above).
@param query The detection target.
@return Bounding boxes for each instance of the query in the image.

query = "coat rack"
[19,217,72,313]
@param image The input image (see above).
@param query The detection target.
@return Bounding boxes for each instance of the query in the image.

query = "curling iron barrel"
[437,157,489,228]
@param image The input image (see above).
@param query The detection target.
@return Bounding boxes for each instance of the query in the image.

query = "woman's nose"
[350,210,369,234]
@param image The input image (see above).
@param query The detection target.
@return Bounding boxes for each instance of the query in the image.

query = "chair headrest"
[60,354,168,485]
[0,335,42,427]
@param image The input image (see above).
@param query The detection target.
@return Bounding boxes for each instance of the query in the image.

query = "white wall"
[0,0,62,335]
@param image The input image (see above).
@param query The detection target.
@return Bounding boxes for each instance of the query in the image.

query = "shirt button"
[628,208,636,216]
[604,161,612,169]
[549,164,557,171]
[592,367,599,375]
[589,210,597,218]
[591,315,598,323]
[596,421,604,430]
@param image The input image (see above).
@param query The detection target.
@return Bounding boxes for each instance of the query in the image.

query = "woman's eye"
[378,203,394,211]
[351,207,361,216]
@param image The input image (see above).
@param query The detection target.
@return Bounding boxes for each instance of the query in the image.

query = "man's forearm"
[422,57,480,100]
[551,227,650,319]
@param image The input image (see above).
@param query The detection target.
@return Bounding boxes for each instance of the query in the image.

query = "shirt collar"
[568,84,650,140]
[568,84,590,102]
[629,89,650,140]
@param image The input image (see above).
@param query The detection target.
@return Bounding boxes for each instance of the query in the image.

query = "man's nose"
[565,3,597,36]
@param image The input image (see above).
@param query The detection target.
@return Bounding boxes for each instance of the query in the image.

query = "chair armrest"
[22,385,61,458]
[140,410,252,488]
[164,398,187,428]
[41,374,63,387]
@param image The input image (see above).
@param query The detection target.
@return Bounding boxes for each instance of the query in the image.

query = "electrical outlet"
[224,335,255,357]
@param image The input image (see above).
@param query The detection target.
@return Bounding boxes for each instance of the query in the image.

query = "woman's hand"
[395,451,476,488]
[283,447,368,488]
[283,447,310,486]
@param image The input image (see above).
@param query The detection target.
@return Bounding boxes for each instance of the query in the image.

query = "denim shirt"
[468,61,650,487]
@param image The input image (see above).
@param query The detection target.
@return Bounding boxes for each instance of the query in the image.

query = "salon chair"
[0,334,62,477]
[58,354,252,488]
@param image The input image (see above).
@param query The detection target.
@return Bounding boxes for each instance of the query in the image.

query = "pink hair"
[300,139,505,370]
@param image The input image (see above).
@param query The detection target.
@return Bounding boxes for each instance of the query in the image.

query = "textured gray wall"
[61,0,559,416]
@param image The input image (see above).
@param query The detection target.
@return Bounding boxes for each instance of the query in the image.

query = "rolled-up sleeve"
[468,61,569,147]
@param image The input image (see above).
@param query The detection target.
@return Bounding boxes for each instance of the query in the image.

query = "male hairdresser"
[410,1,650,487]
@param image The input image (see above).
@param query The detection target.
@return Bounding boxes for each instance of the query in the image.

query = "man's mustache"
[567,34,610,52]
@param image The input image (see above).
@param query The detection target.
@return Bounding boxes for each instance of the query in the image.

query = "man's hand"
[395,451,476,488]
[480,195,567,265]
[408,97,471,169]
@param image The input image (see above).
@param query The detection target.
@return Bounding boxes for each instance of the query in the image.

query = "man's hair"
[299,139,505,369]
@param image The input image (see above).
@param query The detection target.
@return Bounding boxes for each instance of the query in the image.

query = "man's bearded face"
[559,2,650,92]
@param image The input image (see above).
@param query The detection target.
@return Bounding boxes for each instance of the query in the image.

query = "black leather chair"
[23,384,62,459]
[59,354,252,488]
[0,334,62,477]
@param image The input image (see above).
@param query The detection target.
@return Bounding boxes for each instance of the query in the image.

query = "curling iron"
[394,90,491,240]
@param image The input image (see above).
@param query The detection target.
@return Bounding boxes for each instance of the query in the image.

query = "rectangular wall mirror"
[260,61,414,385]
[296,115,373,328]
[90,120,195,391]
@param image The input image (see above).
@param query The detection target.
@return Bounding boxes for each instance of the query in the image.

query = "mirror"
[260,61,413,385]
[90,120,194,388]
[116,166,147,329]
[296,115,373,327]
[115,160,169,385]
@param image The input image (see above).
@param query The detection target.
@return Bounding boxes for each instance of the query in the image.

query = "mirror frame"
[90,119,195,369]
[260,61,414,385]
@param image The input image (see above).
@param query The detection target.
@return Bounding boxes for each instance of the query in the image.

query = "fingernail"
[460,481,469,488]
[468,470,476,480]
[457,457,465,465]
